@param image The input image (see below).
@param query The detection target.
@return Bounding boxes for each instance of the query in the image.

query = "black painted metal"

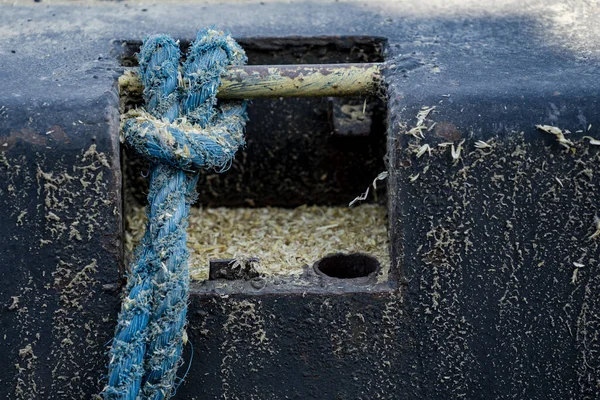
[0,2,599,399]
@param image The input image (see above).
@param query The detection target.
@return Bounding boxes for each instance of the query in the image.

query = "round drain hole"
[313,253,380,279]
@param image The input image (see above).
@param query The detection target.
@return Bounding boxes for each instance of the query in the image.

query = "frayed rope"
[102,29,248,400]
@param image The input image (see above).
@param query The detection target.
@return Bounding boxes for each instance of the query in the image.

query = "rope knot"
[123,29,248,173]
[104,29,248,400]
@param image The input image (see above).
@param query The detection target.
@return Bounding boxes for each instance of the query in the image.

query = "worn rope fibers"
[103,29,248,400]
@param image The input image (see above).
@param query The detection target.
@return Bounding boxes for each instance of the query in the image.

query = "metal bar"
[220,63,381,98]
[119,63,382,99]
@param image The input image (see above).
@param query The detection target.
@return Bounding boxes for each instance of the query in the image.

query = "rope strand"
[103,29,248,400]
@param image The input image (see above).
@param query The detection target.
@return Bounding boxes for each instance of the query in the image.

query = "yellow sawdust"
[125,204,390,281]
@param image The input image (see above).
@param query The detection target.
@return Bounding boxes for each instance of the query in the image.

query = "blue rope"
[103,29,248,400]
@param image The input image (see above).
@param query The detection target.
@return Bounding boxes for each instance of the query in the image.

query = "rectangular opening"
[119,36,392,291]
[117,36,385,66]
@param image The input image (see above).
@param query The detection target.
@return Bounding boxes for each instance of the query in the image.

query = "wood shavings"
[126,204,390,281]
[589,216,600,240]
[439,140,465,165]
[555,177,564,187]
[403,105,436,139]
[405,125,426,139]
[348,171,388,207]
[413,143,432,158]
[450,139,465,165]
[536,124,574,149]
[475,140,493,149]
[571,268,579,285]
[571,262,586,285]
[372,171,388,189]
[8,296,19,311]
[583,136,600,145]
[416,106,436,127]
[475,139,494,156]
[348,189,370,207]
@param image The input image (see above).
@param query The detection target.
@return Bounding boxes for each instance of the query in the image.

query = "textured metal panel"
[0,2,599,399]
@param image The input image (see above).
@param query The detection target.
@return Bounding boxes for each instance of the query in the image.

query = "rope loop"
[123,28,248,173]
[104,28,248,400]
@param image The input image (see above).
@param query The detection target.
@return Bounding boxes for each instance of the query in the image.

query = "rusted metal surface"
[119,63,382,99]
[221,63,381,98]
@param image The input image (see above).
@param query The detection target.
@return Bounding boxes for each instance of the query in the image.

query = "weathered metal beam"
[119,63,382,99]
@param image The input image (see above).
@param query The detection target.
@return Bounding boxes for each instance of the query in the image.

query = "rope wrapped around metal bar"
[103,29,248,400]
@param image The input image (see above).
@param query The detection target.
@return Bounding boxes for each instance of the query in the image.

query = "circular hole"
[314,253,380,279]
